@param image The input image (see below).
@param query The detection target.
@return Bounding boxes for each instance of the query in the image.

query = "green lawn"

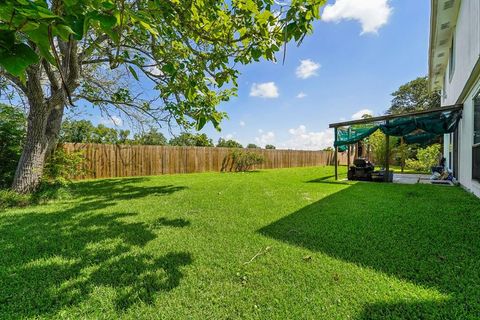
[1,166,480,319]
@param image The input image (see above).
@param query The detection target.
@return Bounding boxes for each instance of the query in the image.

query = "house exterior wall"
[441,0,480,197]
[454,79,480,197]
[441,0,480,105]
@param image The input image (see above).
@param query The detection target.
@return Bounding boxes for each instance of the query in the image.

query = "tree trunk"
[12,101,64,194]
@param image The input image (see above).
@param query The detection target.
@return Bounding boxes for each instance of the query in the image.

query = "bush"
[230,150,264,172]
[405,144,441,172]
[0,104,25,188]
[43,146,87,184]
[367,130,399,166]
[0,189,30,210]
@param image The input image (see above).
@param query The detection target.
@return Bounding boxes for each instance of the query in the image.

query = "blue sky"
[89,0,431,149]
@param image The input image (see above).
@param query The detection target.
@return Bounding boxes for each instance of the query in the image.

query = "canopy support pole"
[385,121,390,182]
[347,127,351,167]
[347,145,350,167]
[334,127,338,180]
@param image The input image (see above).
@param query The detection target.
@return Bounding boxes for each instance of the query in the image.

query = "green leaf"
[0,43,39,77]
[94,13,117,29]
[53,24,76,41]
[65,14,85,40]
[161,63,176,75]
[128,65,139,81]
[26,25,56,65]
[196,116,207,131]
[0,31,15,50]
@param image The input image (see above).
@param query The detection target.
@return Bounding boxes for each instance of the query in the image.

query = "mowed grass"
[1,167,480,319]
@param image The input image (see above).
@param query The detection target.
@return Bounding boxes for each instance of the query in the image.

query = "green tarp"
[334,109,461,148]
[403,132,439,145]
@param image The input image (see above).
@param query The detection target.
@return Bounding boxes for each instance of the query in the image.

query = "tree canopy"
[0,0,325,193]
[60,120,131,144]
[388,77,440,115]
[133,128,167,145]
[217,138,242,148]
[0,0,324,130]
[169,132,213,147]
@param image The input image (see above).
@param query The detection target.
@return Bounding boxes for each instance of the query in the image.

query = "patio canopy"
[332,106,462,148]
[328,104,463,180]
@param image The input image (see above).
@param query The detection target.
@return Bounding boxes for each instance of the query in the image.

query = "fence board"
[62,143,349,180]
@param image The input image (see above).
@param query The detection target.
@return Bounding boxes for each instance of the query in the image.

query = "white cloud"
[351,109,374,120]
[295,59,321,79]
[322,0,392,34]
[101,115,123,127]
[239,121,246,127]
[281,125,334,150]
[296,92,307,99]
[250,82,279,98]
[255,131,276,146]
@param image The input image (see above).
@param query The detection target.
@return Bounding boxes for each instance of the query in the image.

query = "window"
[473,93,480,180]
[449,35,455,81]
[474,93,480,145]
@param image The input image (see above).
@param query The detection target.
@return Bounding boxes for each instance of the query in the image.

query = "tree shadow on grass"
[72,177,186,201]
[0,180,191,318]
[259,182,480,318]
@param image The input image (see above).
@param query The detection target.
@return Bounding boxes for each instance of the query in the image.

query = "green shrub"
[0,104,25,188]
[31,181,74,204]
[405,144,441,172]
[43,146,87,184]
[230,150,264,172]
[0,189,30,210]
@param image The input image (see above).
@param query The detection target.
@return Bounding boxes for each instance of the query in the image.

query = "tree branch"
[0,70,27,94]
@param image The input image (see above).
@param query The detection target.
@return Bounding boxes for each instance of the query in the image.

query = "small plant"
[230,150,264,172]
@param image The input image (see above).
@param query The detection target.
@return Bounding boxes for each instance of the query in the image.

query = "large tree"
[0,0,324,193]
[387,76,441,115]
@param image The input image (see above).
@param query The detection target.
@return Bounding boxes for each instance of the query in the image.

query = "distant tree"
[133,128,167,145]
[322,147,333,151]
[217,138,243,148]
[169,133,213,147]
[60,120,132,144]
[60,120,96,143]
[92,125,120,144]
[265,144,276,150]
[117,130,131,144]
[247,143,260,149]
[387,77,440,115]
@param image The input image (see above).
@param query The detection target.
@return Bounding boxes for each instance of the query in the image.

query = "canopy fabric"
[335,126,379,147]
[334,109,461,148]
[403,132,439,145]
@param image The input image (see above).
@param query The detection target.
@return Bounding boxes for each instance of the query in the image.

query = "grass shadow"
[259,182,480,318]
[0,181,191,318]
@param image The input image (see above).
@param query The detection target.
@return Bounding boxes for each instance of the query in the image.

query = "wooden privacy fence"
[63,143,349,180]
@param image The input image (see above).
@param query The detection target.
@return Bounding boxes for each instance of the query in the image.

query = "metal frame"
[329,104,463,129]
[329,104,464,181]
